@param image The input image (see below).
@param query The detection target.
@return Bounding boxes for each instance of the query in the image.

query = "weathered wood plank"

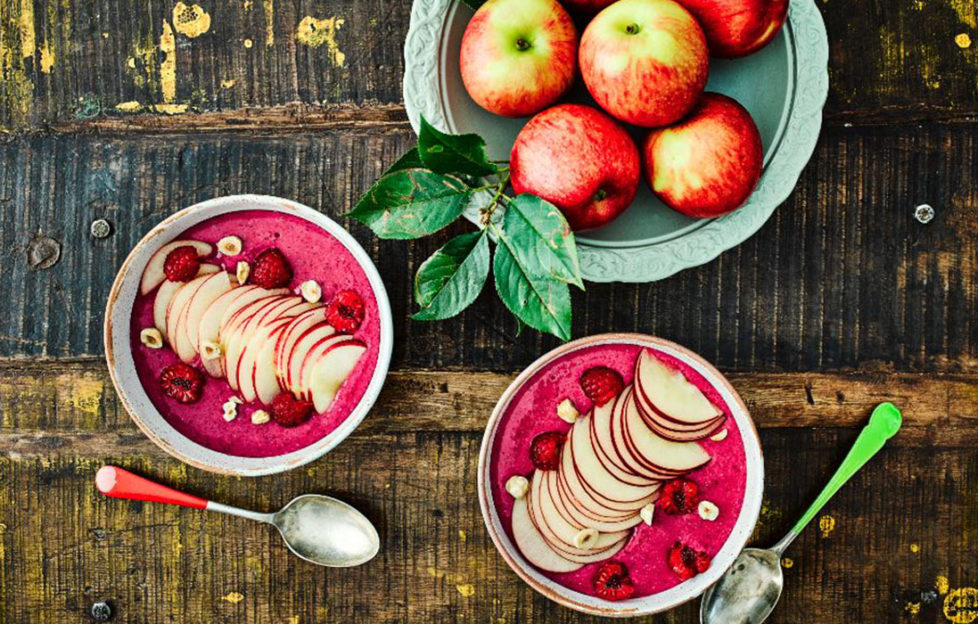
[0,428,973,623]
[1,360,978,445]
[0,123,976,372]
[1,0,977,130]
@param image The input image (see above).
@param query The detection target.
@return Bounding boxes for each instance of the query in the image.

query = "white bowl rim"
[476,333,764,616]
[104,194,394,476]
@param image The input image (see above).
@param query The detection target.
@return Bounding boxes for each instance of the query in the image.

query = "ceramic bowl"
[403,0,828,282]
[477,333,763,616]
[104,195,394,476]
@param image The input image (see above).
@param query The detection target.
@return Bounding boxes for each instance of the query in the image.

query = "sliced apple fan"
[150,266,365,414]
[512,351,723,573]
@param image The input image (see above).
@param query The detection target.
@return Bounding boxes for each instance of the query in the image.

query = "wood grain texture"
[1,123,976,372]
[0,362,976,623]
[2,0,978,130]
[2,360,978,443]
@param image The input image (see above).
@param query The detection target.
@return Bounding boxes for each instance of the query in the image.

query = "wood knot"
[27,235,62,269]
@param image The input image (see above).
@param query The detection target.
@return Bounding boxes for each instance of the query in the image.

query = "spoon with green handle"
[700,402,903,624]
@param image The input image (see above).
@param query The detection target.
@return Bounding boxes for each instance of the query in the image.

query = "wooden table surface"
[1,0,977,622]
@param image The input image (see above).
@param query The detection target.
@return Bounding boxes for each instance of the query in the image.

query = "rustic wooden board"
[2,0,978,130]
[1,361,976,623]
[1,123,976,372]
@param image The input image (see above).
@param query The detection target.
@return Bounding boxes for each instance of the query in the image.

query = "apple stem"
[515,38,531,51]
[625,23,640,35]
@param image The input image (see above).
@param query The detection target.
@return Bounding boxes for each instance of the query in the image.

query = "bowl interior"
[104,195,393,476]
[477,334,764,616]
[439,5,793,248]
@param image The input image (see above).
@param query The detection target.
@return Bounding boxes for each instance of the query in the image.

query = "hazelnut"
[300,280,322,303]
[217,235,243,256]
[556,398,580,424]
[140,327,164,349]
[710,429,728,442]
[572,528,599,550]
[640,503,655,526]
[251,409,270,425]
[698,500,720,522]
[236,261,250,284]
[505,475,529,499]
[201,340,222,360]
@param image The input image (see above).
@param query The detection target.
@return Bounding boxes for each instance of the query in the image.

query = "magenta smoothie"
[130,210,380,457]
[488,342,747,599]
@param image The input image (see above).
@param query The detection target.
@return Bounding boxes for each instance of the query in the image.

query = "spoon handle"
[95,466,273,523]
[772,402,902,555]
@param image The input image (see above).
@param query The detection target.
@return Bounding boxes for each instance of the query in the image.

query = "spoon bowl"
[273,494,380,567]
[700,548,783,624]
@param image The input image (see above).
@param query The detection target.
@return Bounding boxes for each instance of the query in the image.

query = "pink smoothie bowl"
[477,334,764,617]
[104,195,393,476]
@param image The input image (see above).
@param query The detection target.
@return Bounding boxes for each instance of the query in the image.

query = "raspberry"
[163,246,201,282]
[658,477,700,515]
[158,363,204,403]
[667,542,712,580]
[250,248,293,289]
[593,561,635,601]
[270,392,314,427]
[326,290,365,333]
[580,367,624,407]
[530,431,564,471]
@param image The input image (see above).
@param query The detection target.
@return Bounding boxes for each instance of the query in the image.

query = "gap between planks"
[0,359,975,452]
[8,102,978,136]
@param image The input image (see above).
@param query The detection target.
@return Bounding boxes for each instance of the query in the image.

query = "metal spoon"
[95,465,379,567]
[700,402,903,624]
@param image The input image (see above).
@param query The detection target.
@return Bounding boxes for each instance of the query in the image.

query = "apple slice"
[222,296,288,390]
[140,240,213,295]
[173,272,234,362]
[570,416,660,504]
[238,302,316,403]
[634,350,723,425]
[550,467,645,533]
[196,285,260,377]
[511,497,582,574]
[282,324,338,396]
[180,272,234,354]
[560,438,651,518]
[164,272,214,359]
[622,390,712,473]
[228,296,306,395]
[567,434,660,513]
[528,470,629,556]
[152,264,218,336]
[274,308,329,386]
[307,339,367,413]
[590,400,651,486]
[610,387,683,480]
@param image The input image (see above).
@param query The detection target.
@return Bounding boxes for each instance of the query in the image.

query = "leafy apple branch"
[347,116,584,341]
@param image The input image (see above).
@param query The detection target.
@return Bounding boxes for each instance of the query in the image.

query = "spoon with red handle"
[95,465,379,567]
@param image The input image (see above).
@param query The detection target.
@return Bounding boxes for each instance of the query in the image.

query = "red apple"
[460,0,578,118]
[579,0,709,127]
[674,0,787,58]
[642,93,763,219]
[510,104,640,231]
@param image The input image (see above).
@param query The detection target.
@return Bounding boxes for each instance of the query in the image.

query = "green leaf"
[348,169,472,239]
[383,148,424,175]
[497,194,584,290]
[493,243,572,341]
[418,116,497,178]
[412,231,490,321]
[459,0,486,11]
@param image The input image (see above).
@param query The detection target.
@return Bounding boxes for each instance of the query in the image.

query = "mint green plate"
[403,0,828,282]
